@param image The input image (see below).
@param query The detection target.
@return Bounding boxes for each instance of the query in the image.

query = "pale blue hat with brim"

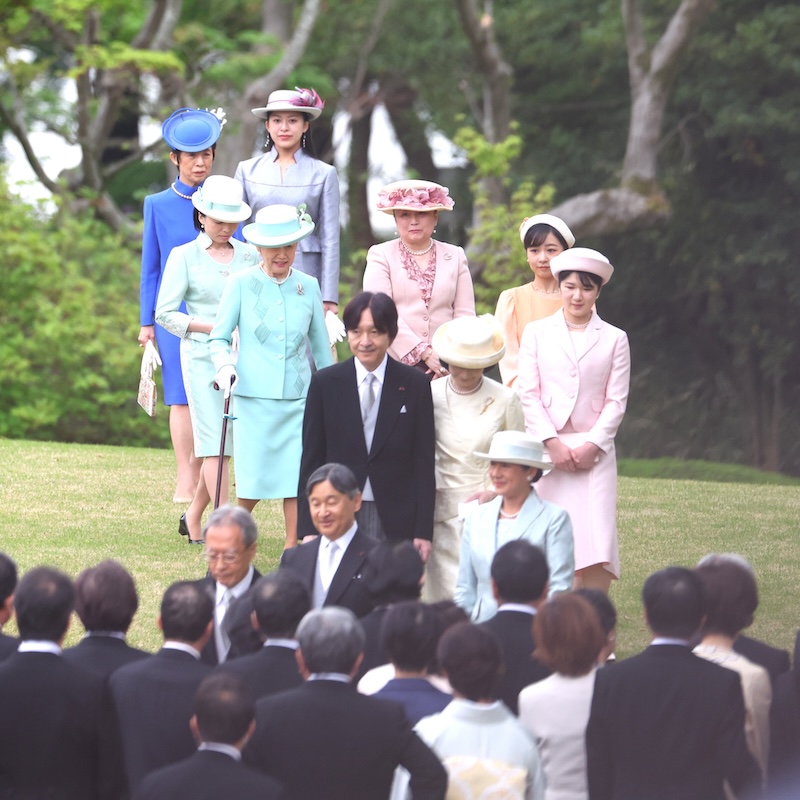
[242,204,315,248]
[162,108,222,151]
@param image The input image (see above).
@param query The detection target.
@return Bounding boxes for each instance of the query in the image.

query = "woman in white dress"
[423,315,524,602]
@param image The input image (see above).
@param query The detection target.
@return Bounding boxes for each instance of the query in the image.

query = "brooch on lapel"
[221,270,230,277]
[443,252,452,260]
[479,397,495,416]
[296,283,304,295]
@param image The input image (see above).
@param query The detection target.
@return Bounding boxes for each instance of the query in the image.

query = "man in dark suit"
[133,673,286,800]
[586,566,760,800]
[110,580,214,793]
[0,566,121,799]
[199,505,262,665]
[481,540,551,714]
[245,606,447,800]
[282,463,377,618]
[298,291,435,561]
[63,560,149,677]
[216,570,308,699]
[0,552,18,661]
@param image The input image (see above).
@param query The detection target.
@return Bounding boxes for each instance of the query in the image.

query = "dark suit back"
[734,633,791,686]
[298,357,435,542]
[769,630,800,787]
[0,631,17,662]
[481,609,551,714]
[356,606,390,680]
[244,680,447,800]
[63,635,149,679]
[110,647,212,792]
[586,644,760,800]
[215,644,302,700]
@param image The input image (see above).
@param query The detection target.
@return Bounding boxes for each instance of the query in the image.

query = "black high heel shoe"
[187,538,204,545]
[178,513,190,537]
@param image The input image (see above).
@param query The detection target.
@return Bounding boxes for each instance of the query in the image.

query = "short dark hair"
[437,622,503,702]
[74,560,138,633]
[642,567,705,640]
[490,541,549,604]
[297,607,365,674]
[428,600,470,675]
[694,558,758,637]
[160,580,214,642]
[382,601,438,672]
[361,542,423,605]
[252,571,311,638]
[343,292,399,342]
[523,222,569,251]
[193,207,204,232]
[306,462,360,499]
[557,269,603,290]
[14,567,74,642]
[0,552,17,604]
[194,673,254,744]
[534,593,605,676]
[575,588,617,635]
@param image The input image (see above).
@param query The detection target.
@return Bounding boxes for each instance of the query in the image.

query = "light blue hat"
[243,204,315,248]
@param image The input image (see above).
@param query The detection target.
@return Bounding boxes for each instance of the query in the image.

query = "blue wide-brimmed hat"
[243,204,315,248]
[162,108,222,152]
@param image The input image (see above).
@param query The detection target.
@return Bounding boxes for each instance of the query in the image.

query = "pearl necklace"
[565,318,591,330]
[170,182,193,200]
[262,265,292,285]
[400,239,434,257]
[499,509,519,519]
[532,285,560,295]
[447,376,483,396]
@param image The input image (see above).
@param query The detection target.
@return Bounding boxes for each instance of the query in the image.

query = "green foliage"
[618,458,800,486]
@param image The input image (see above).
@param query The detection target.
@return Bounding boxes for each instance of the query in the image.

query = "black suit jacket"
[244,679,447,800]
[280,528,377,618]
[356,605,390,681]
[216,644,303,700]
[0,650,122,800]
[734,633,791,685]
[133,749,286,800]
[768,629,800,786]
[110,647,213,792]
[298,356,435,542]
[63,634,150,679]
[0,630,17,662]
[586,644,760,800]
[481,609,551,714]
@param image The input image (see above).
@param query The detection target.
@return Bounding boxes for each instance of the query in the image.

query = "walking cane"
[213,375,236,509]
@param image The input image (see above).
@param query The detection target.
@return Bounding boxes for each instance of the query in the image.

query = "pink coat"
[363,239,475,364]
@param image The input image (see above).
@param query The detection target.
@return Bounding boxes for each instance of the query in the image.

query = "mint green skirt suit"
[156,234,259,458]
[208,266,332,499]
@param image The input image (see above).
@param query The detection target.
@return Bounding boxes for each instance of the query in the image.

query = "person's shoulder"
[236,154,267,175]
[314,357,354,382]
[387,357,428,385]
[145,186,173,206]
[367,239,396,257]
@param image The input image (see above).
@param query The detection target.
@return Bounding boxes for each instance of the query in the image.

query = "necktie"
[218,589,233,657]
[361,373,376,422]
[322,541,339,593]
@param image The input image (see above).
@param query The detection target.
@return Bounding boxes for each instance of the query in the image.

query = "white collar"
[353,354,388,387]
[321,521,358,553]
[264,638,299,650]
[18,640,61,655]
[162,641,202,659]
[84,631,126,640]
[650,637,691,647]
[308,672,351,683]
[198,742,241,761]
[216,566,254,605]
[497,603,536,616]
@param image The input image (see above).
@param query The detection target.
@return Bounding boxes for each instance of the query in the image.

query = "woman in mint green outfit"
[156,176,258,542]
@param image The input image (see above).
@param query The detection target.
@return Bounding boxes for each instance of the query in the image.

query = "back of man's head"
[362,542,423,605]
[75,560,138,633]
[382,601,438,673]
[642,566,705,640]
[193,673,255,745]
[160,580,214,643]
[296,607,365,675]
[437,622,503,702]
[14,566,75,643]
[491,540,549,604]
[252,571,310,639]
[0,553,17,606]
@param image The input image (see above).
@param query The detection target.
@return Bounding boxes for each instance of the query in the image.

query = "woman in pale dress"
[495,214,575,387]
[156,176,258,543]
[517,248,630,593]
[518,593,607,800]
[363,179,475,379]
[423,315,524,602]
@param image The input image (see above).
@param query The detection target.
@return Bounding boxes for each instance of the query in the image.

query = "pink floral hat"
[251,87,325,120]
[376,180,455,215]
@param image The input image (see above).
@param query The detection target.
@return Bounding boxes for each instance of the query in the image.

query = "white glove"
[325,311,346,346]
[214,365,239,398]
[141,340,162,374]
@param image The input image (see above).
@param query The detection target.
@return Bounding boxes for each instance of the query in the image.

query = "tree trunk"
[383,82,437,180]
[347,107,374,253]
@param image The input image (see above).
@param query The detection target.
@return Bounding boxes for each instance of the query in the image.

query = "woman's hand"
[423,349,447,379]
[138,325,155,346]
[571,442,602,470]
[545,438,576,472]
[413,538,432,563]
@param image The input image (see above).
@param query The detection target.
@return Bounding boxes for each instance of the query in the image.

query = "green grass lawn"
[1,439,798,659]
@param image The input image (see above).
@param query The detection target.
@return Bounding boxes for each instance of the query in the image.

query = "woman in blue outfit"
[138,107,223,502]
[234,87,340,314]
[156,176,258,543]
[454,430,574,622]
[209,205,333,549]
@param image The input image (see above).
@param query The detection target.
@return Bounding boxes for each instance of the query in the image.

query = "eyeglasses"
[202,549,245,565]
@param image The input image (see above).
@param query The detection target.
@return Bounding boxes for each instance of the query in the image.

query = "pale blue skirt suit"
[454,491,574,622]
[155,234,259,457]
[208,266,332,499]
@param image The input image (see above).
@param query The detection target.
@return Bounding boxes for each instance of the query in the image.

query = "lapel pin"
[296,283,304,295]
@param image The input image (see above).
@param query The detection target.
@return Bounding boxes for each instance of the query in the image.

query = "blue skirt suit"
[208,267,333,499]
[155,234,259,458]
[140,179,202,405]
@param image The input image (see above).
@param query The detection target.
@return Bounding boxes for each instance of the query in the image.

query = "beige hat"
[432,315,505,370]
[474,431,552,471]
[242,204,315,248]
[519,214,575,248]
[192,176,251,223]
[376,180,455,214]
[251,87,324,120]
[549,247,614,285]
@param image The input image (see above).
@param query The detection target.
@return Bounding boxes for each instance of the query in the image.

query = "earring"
[264,132,272,150]
[301,132,307,149]
[433,228,437,233]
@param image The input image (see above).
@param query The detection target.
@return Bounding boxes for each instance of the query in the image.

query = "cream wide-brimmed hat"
[242,204,315,248]
[191,176,251,223]
[251,87,325,120]
[432,315,505,370]
[376,180,455,215]
[474,431,552,471]
[518,214,576,248]
[549,247,614,285]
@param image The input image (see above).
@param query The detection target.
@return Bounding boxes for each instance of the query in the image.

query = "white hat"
[519,214,575,248]
[242,204,315,248]
[251,87,325,120]
[474,431,552,471]
[549,247,614,285]
[432,315,505,369]
[191,176,251,223]
[376,180,455,214]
